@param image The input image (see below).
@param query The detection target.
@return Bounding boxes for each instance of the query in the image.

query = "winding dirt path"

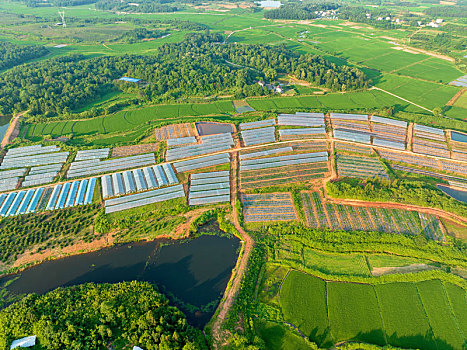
[1,112,26,148]
[211,150,254,348]
[323,193,467,225]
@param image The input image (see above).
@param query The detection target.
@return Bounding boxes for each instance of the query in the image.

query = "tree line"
[0,33,369,118]
[0,281,207,349]
[264,2,338,20]
[0,42,49,71]
[95,0,178,13]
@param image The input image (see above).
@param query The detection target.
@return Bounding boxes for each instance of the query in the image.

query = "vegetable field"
[278,271,466,350]
[301,192,444,240]
[242,193,298,222]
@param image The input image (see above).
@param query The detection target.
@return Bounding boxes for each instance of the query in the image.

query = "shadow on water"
[437,184,467,204]
[0,115,11,141]
[0,235,240,327]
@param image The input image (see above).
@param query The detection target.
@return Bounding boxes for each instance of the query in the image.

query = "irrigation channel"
[0,233,240,327]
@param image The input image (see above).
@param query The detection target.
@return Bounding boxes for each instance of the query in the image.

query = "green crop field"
[327,282,386,345]
[25,100,236,144]
[279,271,331,346]
[444,282,467,336]
[247,89,424,113]
[375,282,437,350]
[277,272,466,350]
[416,280,465,350]
[375,73,461,111]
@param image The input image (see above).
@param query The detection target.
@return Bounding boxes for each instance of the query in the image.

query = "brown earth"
[1,112,25,148]
[446,89,466,106]
[372,263,435,276]
[111,143,158,157]
[211,150,254,349]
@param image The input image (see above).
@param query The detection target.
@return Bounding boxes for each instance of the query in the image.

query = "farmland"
[0,1,467,349]
[274,270,466,350]
[301,191,445,240]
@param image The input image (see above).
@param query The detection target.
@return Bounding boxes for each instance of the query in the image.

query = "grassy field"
[302,249,370,277]
[277,272,466,349]
[367,254,422,268]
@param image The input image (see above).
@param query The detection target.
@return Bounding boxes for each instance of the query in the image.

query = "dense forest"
[0,281,207,349]
[0,42,49,71]
[264,3,396,29]
[264,3,338,20]
[114,28,170,43]
[95,0,178,13]
[0,34,368,117]
[410,32,466,54]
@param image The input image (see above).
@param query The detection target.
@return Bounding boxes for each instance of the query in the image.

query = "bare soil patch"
[111,143,158,157]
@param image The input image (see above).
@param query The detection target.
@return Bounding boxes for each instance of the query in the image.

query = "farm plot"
[416,280,466,350]
[242,193,297,222]
[279,270,331,346]
[375,282,436,350]
[292,141,328,152]
[370,115,407,150]
[334,142,373,155]
[278,272,466,350]
[111,143,158,157]
[278,127,326,141]
[155,123,195,141]
[327,282,386,346]
[240,162,329,190]
[336,154,389,180]
[301,192,442,240]
[375,73,460,111]
[239,147,329,189]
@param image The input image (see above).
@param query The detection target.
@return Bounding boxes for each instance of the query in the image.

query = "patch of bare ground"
[1,112,25,148]
[447,89,466,106]
[12,230,114,269]
[211,151,254,349]
[372,263,435,276]
[111,143,158,157]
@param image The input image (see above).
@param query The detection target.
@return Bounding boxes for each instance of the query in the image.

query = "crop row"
[301,192,443,240]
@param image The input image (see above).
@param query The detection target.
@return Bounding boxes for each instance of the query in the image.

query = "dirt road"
[1,112,25,148]
[211,151,254,349]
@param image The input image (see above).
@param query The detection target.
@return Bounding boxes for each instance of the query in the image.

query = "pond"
[0,115,11,141]
[0,234,240,327]
[451,131,467,143]
[437,184,467,204]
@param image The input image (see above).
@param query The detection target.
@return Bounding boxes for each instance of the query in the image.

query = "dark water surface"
[451,131,467,143]
[437,184,467,204]
[0,116,11,141]
[0,235,240,327]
